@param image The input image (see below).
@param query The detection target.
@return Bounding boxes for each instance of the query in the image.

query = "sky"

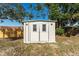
[0,19,22,26]
[0,3,48,26]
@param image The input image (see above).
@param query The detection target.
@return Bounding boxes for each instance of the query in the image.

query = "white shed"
[24,20,56,43]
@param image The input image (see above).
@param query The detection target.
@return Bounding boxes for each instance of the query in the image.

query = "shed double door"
[30,22,48,42]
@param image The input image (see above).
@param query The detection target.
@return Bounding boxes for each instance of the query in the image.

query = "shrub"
[56,27,64,36]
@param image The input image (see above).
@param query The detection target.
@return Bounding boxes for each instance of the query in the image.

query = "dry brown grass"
[0,36,79,56]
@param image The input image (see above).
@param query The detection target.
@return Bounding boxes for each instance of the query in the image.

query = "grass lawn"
[0,36,79,56]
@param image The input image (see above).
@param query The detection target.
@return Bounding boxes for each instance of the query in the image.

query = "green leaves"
[49,4,79,20]
[49,4,60,20]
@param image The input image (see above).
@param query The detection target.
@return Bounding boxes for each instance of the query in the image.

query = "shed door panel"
[40,23,48,42]
[30,23,39,42]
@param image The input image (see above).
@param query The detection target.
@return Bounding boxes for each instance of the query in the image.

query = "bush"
[56,27,64,36]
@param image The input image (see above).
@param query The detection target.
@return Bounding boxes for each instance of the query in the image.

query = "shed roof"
[0,26,23,30]
[23,20,57,22]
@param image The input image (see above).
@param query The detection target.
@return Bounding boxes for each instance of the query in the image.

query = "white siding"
[49,22,56,42]
[24,23,29,43]
[24,23,26,43]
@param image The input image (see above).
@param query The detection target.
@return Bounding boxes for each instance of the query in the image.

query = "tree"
[47,3,79,27]
[0,3,49,24]
[0,3,26,24]
[48,4,63,27]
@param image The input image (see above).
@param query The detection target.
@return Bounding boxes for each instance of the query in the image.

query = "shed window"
[42,24,46,32]
[33,24,37,32]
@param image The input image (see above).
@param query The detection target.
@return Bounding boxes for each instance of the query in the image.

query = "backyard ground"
[0,35,79,56]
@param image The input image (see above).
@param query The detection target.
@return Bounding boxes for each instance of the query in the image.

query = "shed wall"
[24,21,56,43]
[49,22,55,42]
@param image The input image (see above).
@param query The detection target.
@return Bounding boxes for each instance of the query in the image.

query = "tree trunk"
[57,19,62,28]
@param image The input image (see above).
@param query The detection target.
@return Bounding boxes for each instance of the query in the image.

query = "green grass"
[0,36,79,56]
